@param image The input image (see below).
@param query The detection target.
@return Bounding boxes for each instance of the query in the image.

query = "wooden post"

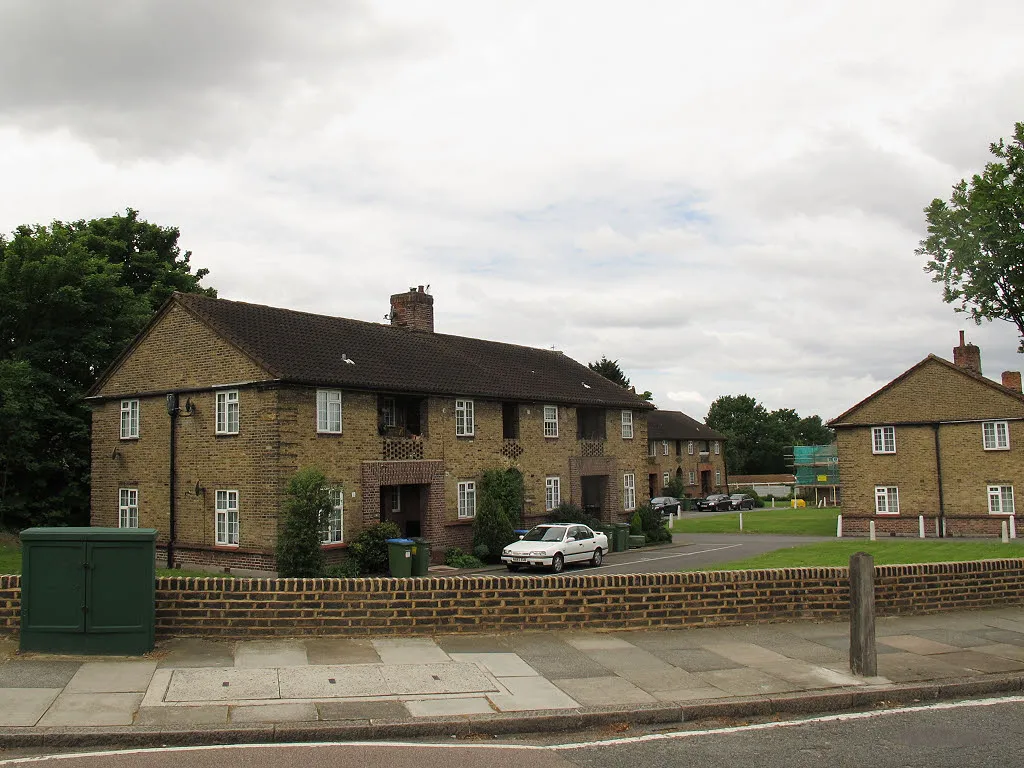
[849,552,877,677]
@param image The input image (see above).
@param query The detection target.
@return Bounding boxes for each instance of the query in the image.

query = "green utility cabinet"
[20,527,157,655]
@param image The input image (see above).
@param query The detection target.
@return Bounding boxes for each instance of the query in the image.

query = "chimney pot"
[1002,371,1023,393]
[959,330,965,346]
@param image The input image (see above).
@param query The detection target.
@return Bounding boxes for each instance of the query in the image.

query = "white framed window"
[871,426,895,454]
[983,421,1010,451]
[688,441,694,455]
[456,399,475,437]
[688,471,696,485]
[621,410,634,439]
[713,441,720,455]
[118,488,138,528]
[662,472,670,487]
[120,399,139,440]
[545,477,561,511]
[322,488,344,544]
[624,472,636,510]
[874,486,899,515]
[215,490,239,545]
[989,485,1015,515]
[543,405,559,438]
[215,390,239,435]
[662,440,669,456]
[648,441,656,457]
[382,397,396,428]
[715,470,722,485]
[458,480,476,518]
[317,389,343,434]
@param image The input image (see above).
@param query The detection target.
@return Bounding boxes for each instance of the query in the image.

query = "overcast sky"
[1,0,1022,421]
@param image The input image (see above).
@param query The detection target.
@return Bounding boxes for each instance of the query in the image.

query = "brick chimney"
[390,286,434,333]
[953,330,982,375]
[1002,371,1022,393]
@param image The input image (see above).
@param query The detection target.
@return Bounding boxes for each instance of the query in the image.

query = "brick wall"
[646,438,728,497]
[3,562,1024,638]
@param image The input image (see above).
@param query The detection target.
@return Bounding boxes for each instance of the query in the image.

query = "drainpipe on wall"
[933,423,945,538]
[166,393,179,568]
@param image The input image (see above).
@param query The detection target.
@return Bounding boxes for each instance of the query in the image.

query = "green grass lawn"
[687,540,1024,571]
[671,506,841,536]
[0,539,232,578]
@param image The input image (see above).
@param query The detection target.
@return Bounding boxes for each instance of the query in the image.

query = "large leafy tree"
[588,356,653,401]
[0,209,214,528]
[919,121,1024,351]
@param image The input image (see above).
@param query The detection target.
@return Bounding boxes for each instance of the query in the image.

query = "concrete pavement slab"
[278,664,387,699]
[650,686,732,702]
[615,665,708,693]
[449,653,538,677]
[380,663,497,695]
[617,629,714,650]
[37,692,143,726]
[230,702,318,723]
[506,636,609,679]
[814,635,900,654]
[563,634,637,651]
[645,648,743,671]
[703,641,793,667]
[234,641,308,668]
[978,616,1024,634]
[973,643,1024,662]
[156,639,235,668]
[435,635,514,653]
[933,650,1024,673]
[133,705,229,726]
[304,638,381,666]
[315,700,410,720]
[0,688,61,726]
[405,698,495,717]
[165,668,279,702]
[487,676,579,712]
[911,630,992,648]
[64,661,156,693]
[372,638,450,664]
[968,629,1024,647]
[738,634,849,665]
[696,668,804,696]
[0,661,81,689]
[878,635,961,655]
[874,652,974,683]
[755,660,866,688]
[551,676,657,706]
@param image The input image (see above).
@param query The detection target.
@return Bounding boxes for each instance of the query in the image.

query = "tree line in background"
[0,210,214,529]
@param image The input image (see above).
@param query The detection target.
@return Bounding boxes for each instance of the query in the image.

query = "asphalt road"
[9,696,1024,768]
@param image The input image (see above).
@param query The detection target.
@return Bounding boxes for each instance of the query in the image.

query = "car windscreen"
[522,526,566,542]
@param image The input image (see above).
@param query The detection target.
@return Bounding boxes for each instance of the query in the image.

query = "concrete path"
[2,607,1024,745]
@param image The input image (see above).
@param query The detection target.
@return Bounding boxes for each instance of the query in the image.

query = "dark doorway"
[502,403,520,439]
[700,470,712,496]
[581,475,607,520]
[648,474,657,499]
[380,484,426,538]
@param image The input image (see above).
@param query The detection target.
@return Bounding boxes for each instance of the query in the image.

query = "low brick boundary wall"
[1,560,1023,638]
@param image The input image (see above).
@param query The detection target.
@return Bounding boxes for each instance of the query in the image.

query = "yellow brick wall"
[646,438,728,496]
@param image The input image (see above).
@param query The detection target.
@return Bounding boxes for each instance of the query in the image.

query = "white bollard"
[919,515,925,539]
[935,518,940,537]
[837,514,843,538]
[1011,515,1017,540]
[942,519,947,537]
[1002,520,1010,543]
[869,520,876,541]
[739,512,744,531]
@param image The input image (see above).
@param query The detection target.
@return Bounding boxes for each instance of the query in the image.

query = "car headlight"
[502,549,512,556]
[530,550,548,557]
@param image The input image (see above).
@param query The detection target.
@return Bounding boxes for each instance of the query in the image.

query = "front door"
[700,470,712,496]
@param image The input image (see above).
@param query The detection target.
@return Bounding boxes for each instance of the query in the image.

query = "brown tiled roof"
[163,293,652,408]
[729,474,795,485]
[648,410,725,440]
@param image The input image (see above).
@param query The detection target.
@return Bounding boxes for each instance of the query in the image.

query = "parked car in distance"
[694,493,732,511]
[729,493,756,510]
[650,496,681,516]
[501,523,608,574]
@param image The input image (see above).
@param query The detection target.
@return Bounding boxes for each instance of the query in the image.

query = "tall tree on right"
[919,121,1024,351]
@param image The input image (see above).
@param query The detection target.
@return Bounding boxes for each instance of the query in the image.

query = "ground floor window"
[118,488,138,528]
[458,481,476,518]
[322,488,344,543]
[216,490,240,545]
[874,486,899,515]
[988,485,1015,515]
[624,473,636,511]
[545,477,560,511]
[688,471,696,485]
[715,470,722,486]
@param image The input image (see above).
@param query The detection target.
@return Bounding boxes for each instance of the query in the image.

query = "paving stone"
[618,629,717,650]
[933,650,1024,673]
[380,663,497,695]
[304,638,381,666]
[875,652,973,683]
[616,665,707,694]
[650,686,731,702]
[755,660,866,689]
[449,653,538,677]
[38,693,144,726]
[646,648,742,672]
[156,639,235,668]
[372,638,449,664]
[505,637,610,679]
[0,688,61,726]
[696,668,803,696]
[279,665,388,699]
[813,636,899,654]
[911,630,991,649]
[563,634,637,651]
[316,700,410,721]
[878,635,960,655]
[551,676,656,706]
[967,629,1024,647]
[0,661,81,689]
[487,676,580,712]
[972,643,1024,662]
[434,635,515,654]
[702,642,792,666]
[165,668,280,702]
[230,702,318,723]
[234,641,308,668]
[406,697,495,717]
[134,705,228,726]
[65,661,157,693]
[742,634,849,665]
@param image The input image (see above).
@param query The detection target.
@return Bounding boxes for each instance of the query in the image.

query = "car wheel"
[591,548,603,567]
[551,553,564,574]
[506,563,520,572]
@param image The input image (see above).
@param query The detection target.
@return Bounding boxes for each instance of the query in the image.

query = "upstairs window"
[456,399,475,437]
[621,410,634,439]
[381,397,397,428]
[322,488,344,543]
[648,441,656,457]
[688,441,694,455]
[989,485,1015,515]
[662,472,670,487]
[118,488,138,528]
[120,399,140,440]
[983,421,1010,451]
[874,486,899,515]
[871,426,895,454]
[543,405,559,438]
[215,390,239,435]
[715,470,722,485]
[317,389,343,433]
[688,471,696,485]
[713,441,720,455]
[662,440,669,456]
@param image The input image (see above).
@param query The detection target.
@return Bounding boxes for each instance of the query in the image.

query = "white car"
[501,523,608,573]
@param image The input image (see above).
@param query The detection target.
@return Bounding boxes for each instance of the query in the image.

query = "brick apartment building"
[86,288,653,571]
[830,332,1024,536]
[646,410,728,499]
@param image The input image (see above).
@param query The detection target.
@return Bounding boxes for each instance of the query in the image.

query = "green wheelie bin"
[386,538,414,578]
[410,538,432,577]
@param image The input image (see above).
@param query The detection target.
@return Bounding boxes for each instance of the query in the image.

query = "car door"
[578,526,596,558]
[567,527,587,562]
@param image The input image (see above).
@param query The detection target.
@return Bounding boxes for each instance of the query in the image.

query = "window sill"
[983,447,1010,451]
[447,519,475,527]
[874,512,899,516]
[871,451,896,455]
[213,544,240,550]
[119,436,139,442]
[215,433,240,438]
[317,431,343,437]
[456,435,475,440]
[321,542,348,550]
